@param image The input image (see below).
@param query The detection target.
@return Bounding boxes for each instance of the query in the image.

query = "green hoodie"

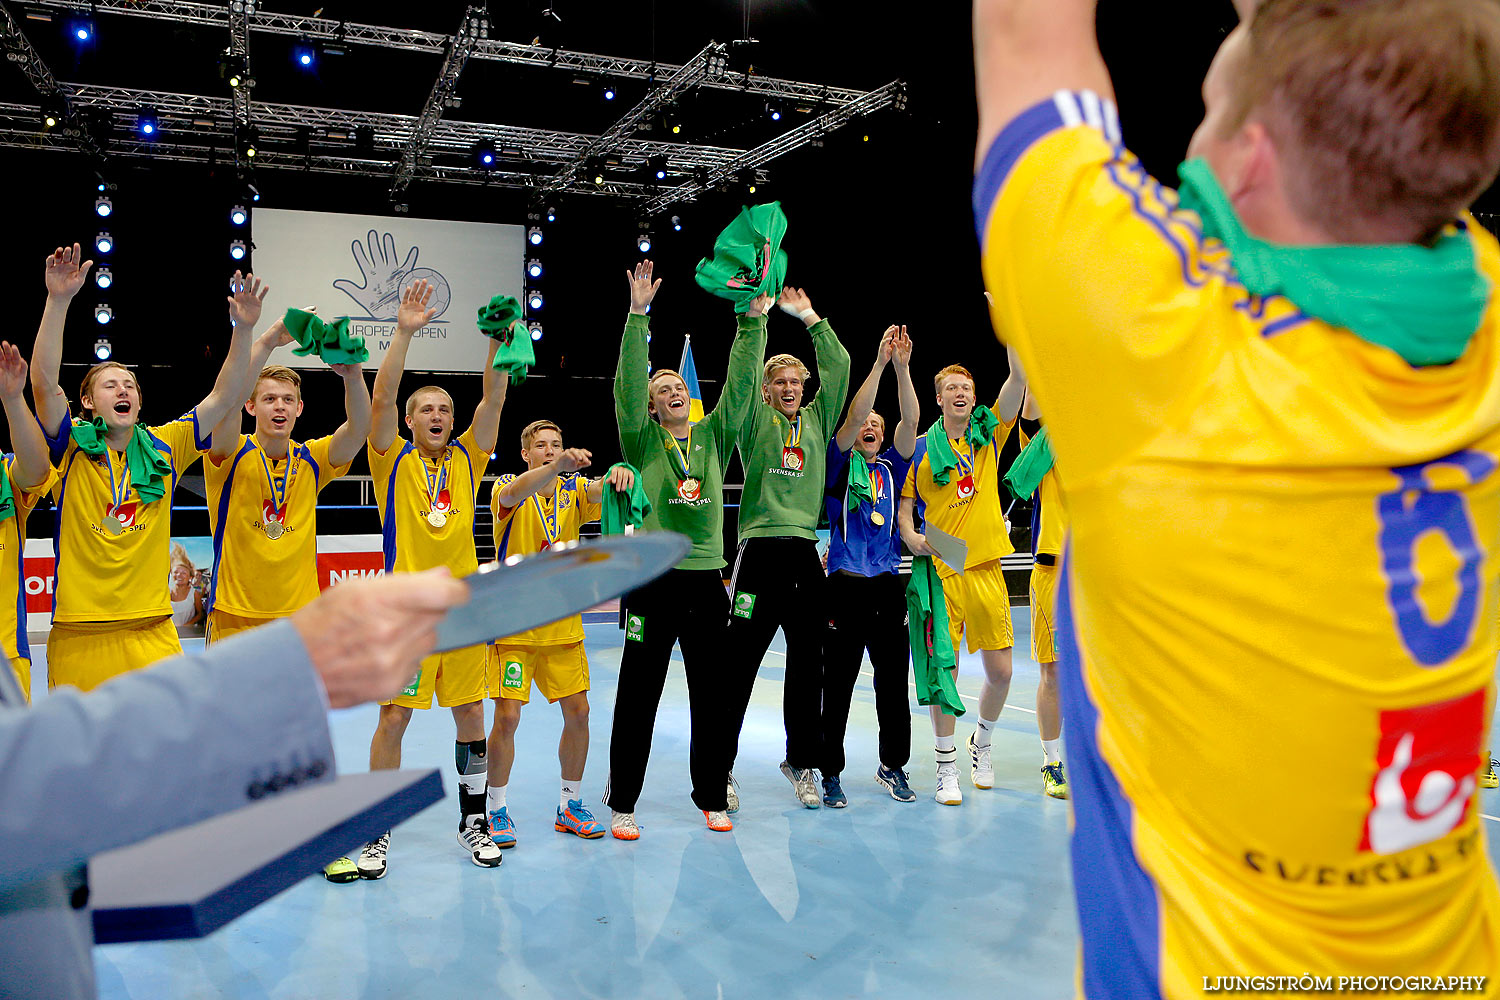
[615,312,767,571]
[735,318,851,540]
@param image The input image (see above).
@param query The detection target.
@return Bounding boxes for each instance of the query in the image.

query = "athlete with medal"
[722,286,852,811]
[32,254,274,692]
[482,420,635,848]
[360,278,509,877]
[898,355,1026,805]
[823,324,921,804]
[603,260,766,839]
[202,328,368,632]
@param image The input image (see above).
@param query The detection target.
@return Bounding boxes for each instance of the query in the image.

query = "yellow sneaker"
[1481,757,1498,790]
[1041,761,1069,800]
[322,857,359,884]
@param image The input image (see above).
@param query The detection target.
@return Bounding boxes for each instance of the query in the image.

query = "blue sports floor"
[31,620,1500,999]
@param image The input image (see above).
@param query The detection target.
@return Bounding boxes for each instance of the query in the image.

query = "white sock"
[1042,738,1062,765]
[486,783,507,812]
[934,734,956,753]
[561,779,581,810]
[975,716,999,749]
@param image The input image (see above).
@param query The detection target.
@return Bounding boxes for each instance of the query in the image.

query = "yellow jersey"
[490,472,602,645]
[1020,425,1068,558]
[976,91,1500,993]
[204,434,351,619]
[49,415,206,623]
[0,457,55,661]
[901,417,1017,578]
[369,426,488,576]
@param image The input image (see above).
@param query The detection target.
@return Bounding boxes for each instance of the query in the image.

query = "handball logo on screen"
[333,230,453,330]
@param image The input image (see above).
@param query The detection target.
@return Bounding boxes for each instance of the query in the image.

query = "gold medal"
[102,515,124,536]
[263,520,285,540]
[427,510,448,528]
[870,511,886,526]
[683,477,700,493]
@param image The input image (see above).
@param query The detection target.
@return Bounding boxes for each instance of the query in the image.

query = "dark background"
[3,0,1487,543]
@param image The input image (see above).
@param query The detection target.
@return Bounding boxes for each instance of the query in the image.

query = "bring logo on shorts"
[1360,688,1483,855]
[501,660,524,690]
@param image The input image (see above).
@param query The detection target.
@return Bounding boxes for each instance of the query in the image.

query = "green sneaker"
[322,857,359,884]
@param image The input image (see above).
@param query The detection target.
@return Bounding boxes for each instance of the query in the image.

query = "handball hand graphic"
[332,230,452,322]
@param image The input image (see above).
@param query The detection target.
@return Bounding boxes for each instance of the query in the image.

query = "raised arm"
[210,313,295,459]
[193,273,269,436]
[614,261,662,462]
[834,326,897,453]
[497,449,592,510]
[328,362,373,467]
[704,294,771,456]
[31,244,94,438]
[370,280,435,453]
[973,0,1115,167]
[779,287,852,432]
[994,341,1028,423]
[0,343,51,491]
[469,338,507,455]
[892,328,920,459]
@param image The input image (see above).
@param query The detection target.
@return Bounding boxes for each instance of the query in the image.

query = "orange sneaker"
[610,810,640,841]
[703,809,733,832]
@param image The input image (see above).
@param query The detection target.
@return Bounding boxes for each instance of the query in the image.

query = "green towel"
[0,460,16,525]
[924,406,1000,486]
[476,295,535,385]
[905,557,964,717]
[844,455,873,510]
[599,463,651,536]
[694,202,789,314]
[70,418,174,503]
[283,309,371,365]
[1004,425,1054,500]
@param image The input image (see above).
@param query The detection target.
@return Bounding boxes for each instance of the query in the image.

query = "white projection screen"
[252,208,525,374]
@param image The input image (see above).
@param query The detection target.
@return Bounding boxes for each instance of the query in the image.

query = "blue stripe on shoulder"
[382,444,414,573]
[300,443,322,485]
[910,436,930,522]
[973,98,1068,244]
[207,438,257,614]
[1056,546,1163,999]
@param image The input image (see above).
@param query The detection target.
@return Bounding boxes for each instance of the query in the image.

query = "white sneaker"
[726,773,740,814]
[935,762,963,805]
[968,732,994,789]
[780,760,822,809]
[356,832,390,879]
[611,811,641,841]
[458,819,503,868]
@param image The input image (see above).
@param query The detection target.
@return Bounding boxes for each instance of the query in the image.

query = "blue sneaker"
[556,799,605,839]
[875,765,917,803]
[487,806,517,848]
[821,774,848,808]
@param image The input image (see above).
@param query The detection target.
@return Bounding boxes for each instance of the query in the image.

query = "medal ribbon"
[254,438,299,523]
[955,439,974,480]
[103,449,131,514]
[422,448,451,514]
[666,427,693,482]
[784,415,801,449]
[532,479,562,547]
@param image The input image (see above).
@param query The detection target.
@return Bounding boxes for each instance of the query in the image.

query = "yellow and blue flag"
[680,335,705,424]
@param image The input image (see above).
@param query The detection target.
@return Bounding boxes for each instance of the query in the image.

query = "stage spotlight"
[40,97,64,130]
[603,86,615,101]
[545,206,556,222]
[94,231,113,254]
[94,196,112,217]
[527,259,543,279]
[293,38,316,69]
[94,267,112,290]
[527,289,543,311]
[94,304,113,325]
[593,173,604,186]
[229,240,247,261]
[473,139,497,168]
[96,183,105,192]
[230,205,248,225]
[636,233,652,253]
[94,338,112,361]
[70,17,94,42]
[767,103,782,121]
[137,109,158,136]
[528,323,543,341]
[649,156,668,181]
[527,227,543,246]
[247,184,261,203]
[671,215,682,232]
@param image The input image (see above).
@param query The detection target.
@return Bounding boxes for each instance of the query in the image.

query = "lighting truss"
[226,0,254,175]
[543,41,727,193]
[26,0,869,105]
[390,3,485,198]
[0,1,105,161]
